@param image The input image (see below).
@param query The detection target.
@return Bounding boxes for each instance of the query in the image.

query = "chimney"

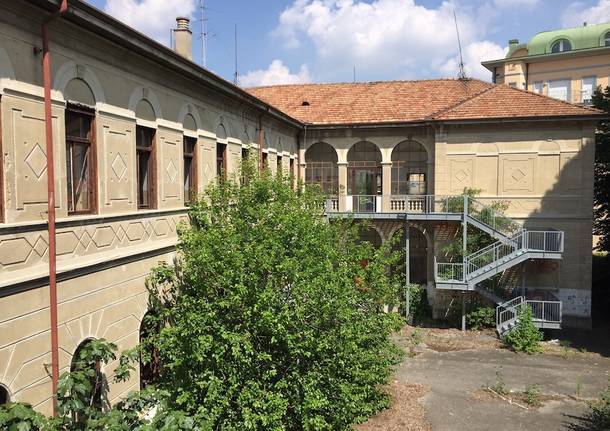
[173,17,192,60]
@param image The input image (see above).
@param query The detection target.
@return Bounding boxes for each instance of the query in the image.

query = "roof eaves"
[31,0,304,128]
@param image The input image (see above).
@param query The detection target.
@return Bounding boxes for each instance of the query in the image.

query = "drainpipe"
[525,62,529,91]
[42,0,68,416]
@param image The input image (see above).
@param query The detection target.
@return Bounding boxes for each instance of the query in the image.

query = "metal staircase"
[496,296,562,336]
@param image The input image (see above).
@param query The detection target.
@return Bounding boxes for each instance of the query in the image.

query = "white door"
[581,77,596,105]
[548,79,571,102]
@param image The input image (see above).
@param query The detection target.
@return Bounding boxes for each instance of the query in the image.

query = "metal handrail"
[469,198,522,238]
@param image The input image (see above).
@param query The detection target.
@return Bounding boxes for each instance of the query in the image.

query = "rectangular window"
[183,136,197,204]
[216,142,227,180]
[242,148,249,160]
[276,155,282,174]
[65,106,95,214]
[581,76,596,105]
[136,126,156,209]
[533,81,543,94]
[262,152,268,169]
[548,79,571,102]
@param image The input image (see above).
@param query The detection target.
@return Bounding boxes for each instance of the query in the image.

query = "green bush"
[503,306,543,354]
[466,305,495,330]
[146,161,404,430]
[569,381,610,430]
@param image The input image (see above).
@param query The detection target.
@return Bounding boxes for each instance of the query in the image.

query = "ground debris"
[355,381,431,431]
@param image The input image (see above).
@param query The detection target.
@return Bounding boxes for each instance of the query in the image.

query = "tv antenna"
[194,0,217,67]
[453,10,467,80]
[233,24,239,85]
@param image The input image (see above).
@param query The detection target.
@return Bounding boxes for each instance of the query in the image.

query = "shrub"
[466,305,495,330]
[525,384,541,406]
[503,306,543,354]
[569,381,610,431]
[146,161,404,430]
[404,284,431,325]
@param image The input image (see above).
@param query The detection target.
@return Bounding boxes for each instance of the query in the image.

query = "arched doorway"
[357,225,383,249]
[139,311,162,389]
[391,141,427,195]
[305,142,338,194]
[392,227,428,285]
[71,339,104,419]
[0,385,9,405]
[348,142,382,212]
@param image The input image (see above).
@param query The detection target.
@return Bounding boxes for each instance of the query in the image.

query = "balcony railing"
[326,195,464,214]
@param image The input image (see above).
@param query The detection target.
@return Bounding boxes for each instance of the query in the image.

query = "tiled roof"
[246,79,602,125]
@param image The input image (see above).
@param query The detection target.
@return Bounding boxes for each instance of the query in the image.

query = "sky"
[84,0,610,87]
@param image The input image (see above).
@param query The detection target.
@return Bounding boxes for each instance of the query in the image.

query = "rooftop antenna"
[233,24,238,85]
[453,9,467,80]
[353,65,356,83]
[198,0,207,67]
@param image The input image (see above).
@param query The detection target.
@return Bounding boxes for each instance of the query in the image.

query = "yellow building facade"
[482,22,610,105]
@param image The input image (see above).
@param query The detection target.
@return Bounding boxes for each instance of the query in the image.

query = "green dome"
[525,22,610,56]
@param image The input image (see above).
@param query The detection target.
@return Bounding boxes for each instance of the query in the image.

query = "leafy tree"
[145,161,404,430]
[592,86,610,252]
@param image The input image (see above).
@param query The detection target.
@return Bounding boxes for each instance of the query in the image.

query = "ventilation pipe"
[42,0,68,416]
[173,17,193,60]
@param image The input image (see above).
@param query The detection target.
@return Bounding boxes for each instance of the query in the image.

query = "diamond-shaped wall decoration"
[455,169,467,182]
[166,160,178,183]
[511,169,526,182]
[112,154,127,181]
[25,144,47,179]
[0,238,32,266]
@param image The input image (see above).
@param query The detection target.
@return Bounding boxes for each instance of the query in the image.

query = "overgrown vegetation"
[466,305,495,330]
[404,284,431,325]
[524,384,541,407]
[568,381,610,431]
[503,306,543,354]
[0,161,405,430]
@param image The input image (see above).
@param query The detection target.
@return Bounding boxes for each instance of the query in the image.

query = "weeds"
[525,384,541,406]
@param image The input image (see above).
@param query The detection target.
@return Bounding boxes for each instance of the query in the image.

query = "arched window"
[305,142,338,194]
[391,141,427,195]
[357,225,382,249]
[605,31,610,46]
[139,312,162,389]
[0,385,9,405]
[71,339,103,419]
[347,142,382,196]
[551,39,571,53]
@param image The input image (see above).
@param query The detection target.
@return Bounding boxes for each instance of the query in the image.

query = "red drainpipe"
[258,116,264,171]
[42,0,68,416]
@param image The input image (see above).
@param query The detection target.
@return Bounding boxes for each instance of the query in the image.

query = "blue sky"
[85,0,609,86]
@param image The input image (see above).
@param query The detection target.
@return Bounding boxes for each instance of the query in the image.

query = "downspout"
[525,62,529,90]
[42,0,68,416]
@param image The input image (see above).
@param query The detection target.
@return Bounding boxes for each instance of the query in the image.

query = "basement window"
[0,385,9,405]
[301,101,310,106]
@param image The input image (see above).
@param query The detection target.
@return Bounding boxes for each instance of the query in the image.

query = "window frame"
[604,32,610,47]
[136,125,157,210]
[551,39,572,53]
[65,104,97,215]
[183,136,197,205]
[216,142,227,181]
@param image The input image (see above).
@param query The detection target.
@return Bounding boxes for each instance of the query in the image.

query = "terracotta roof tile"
[246,79,602,125]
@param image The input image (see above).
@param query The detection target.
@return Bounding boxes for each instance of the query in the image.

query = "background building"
[482,21,610,105]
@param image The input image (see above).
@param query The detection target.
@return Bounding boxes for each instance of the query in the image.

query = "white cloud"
[493,0,538,8]
[562,0,610,27]
[274,0,498,80]
[104,0,196,44]
[440,41,507,80]
[240,60,312,87]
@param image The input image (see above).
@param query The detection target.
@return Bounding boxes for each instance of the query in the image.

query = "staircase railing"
[468,198,522,238]
[496,296,562,334]
[436,230,564,284]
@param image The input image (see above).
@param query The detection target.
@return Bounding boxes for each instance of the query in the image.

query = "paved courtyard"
[358,327,610,431]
